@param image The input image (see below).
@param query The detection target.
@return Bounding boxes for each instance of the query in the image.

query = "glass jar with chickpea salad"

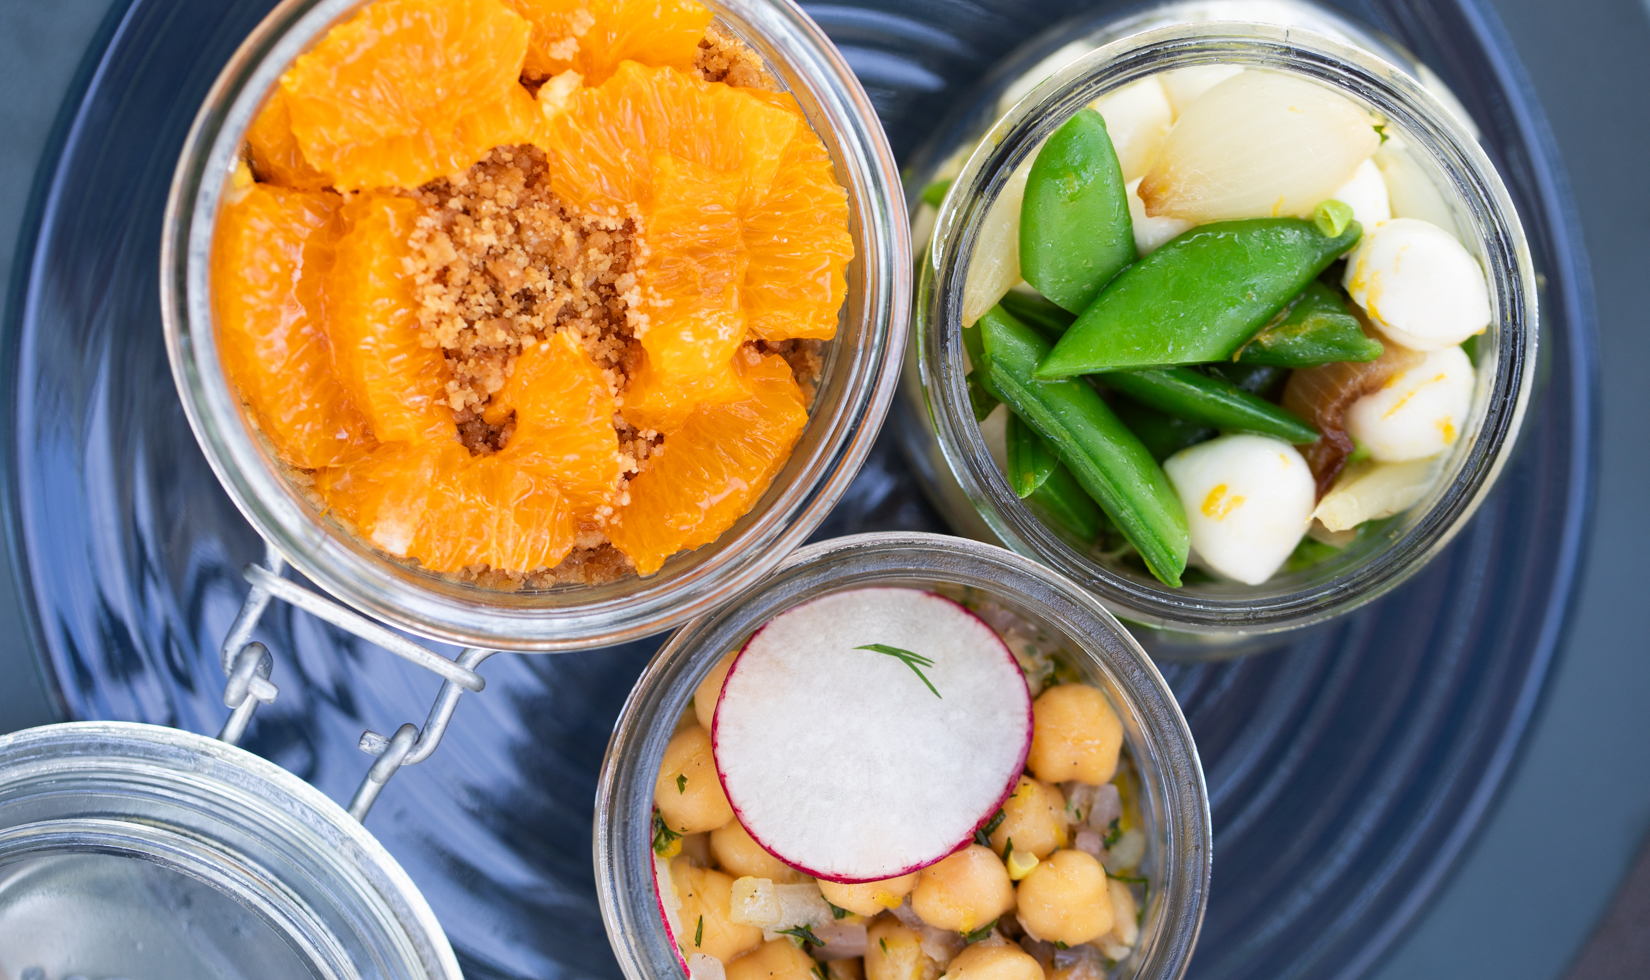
[595,533,1210,980]
[895,6,1537,646]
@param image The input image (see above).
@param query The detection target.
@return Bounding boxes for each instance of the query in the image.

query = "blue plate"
[1,1,1593,979]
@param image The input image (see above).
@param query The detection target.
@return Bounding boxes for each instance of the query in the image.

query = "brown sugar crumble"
[381,32,823,588]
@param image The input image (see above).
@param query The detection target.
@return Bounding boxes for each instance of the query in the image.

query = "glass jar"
[160,0,910,652]
[594,532,1211,980]
[0,721,457,979]
[897,7,1536,639]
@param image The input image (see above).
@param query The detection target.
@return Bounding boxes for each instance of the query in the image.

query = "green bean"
[1235,281,1384,367]
[1097,367,1320,444]
[1025,457,1105,543]
[978,306,1187,586]
[1110,399,1216,463]
[1204,362,1286,399]
[1037,217,1361,378]
[997,289,1076,342]
[968,374,999,422]
[1019,109,1136,314]
[1007,413,1059,497]
[921,178,954,207]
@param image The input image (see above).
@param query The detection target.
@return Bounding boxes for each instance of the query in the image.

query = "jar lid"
[0,721,459,980]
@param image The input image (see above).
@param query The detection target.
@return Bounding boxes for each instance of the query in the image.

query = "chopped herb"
[975,809,1006,845]
[779,924,826,948]
[855,644,941,699]
[696,915,704,947]
[879,938,889,954]
[1373,123,1389,144]
[962,918,999,944]
[676,774,688,794]
[814,963,830,980]
[1001,836,1014,862]
[825,898,850,920]
[921,178,954,207]
[1110,874,1148,884]
[1102,817,1123,849]
[1054,941,1070,950]
[651,811,682,855]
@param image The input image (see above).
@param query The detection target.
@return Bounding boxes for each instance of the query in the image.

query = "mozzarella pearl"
[1163,435,1316,585]
[1092,77,1174,182]
[1329,158,1391,241]
[1345,346,1475,462]
[1343,218,1491,351]
[1127,178,1193,254]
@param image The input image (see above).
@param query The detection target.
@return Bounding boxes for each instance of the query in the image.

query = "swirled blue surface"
[1,1,1592,979]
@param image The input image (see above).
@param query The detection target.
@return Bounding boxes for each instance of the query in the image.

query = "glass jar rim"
[159,0,911,651]
[594,532,1211,980]
[918,21,1537,634]
[0,720,458,977]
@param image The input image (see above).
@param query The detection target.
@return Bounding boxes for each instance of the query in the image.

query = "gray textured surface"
[0,0,1645,976]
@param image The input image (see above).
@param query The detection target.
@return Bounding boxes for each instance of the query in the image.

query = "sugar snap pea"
[1097,367,1320,444]
[968,374,999,422]
[978,306,1188,586]
[1235,281,1384,367]
[1007,413,1060,497]
[1111,399,1216,463]
[1019,109,1136,314]
[1205,362,1286,399]
[998,289,1076,342]
[1037,217,1361,378]
[1025,456,1105,543]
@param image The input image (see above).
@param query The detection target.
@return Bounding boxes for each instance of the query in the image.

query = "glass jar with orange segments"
[164,0,909,650]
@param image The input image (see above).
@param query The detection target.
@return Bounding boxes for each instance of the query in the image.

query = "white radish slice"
[1126,178,1193,255]
[961,156,1034,327]
[1158,64,1244,116]
[1343,218,1491,352]
[1138,71,1379,222]
[1344,345,1475,461]
[1091,77,1173,182]
[1163,434,1316,585]
[713,587,1033,883]
[655,853,688,969]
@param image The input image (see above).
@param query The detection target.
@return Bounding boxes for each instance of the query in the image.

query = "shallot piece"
[962,156,1036,326]
[1139,71,1379,222]
[1283,331,1426,496]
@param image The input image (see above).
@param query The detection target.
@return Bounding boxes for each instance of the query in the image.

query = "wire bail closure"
[215,542,497,821]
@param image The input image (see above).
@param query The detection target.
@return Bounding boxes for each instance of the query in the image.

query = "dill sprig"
[974,808,1007,845]
[825,898,850,920]
[962,918,999,944]
[855,644,941,699]
[651,811,681,855]
[1101,817,1123,849]
[779,924,826,948]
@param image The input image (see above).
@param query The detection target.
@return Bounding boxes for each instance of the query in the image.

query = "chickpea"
[826,958,864,980]
[987,777,1066,860]
[696,651,738,731]
[816,873,918,917]
[1013,849,1113,946]
[940,942,1043,980]
[671,858,764,962]
[1027,685,1122,786]
[866,917,940,980]
[727,938,819,980]
[656,725,734,834]
[911,845,1016,933]
[710,819,811,883]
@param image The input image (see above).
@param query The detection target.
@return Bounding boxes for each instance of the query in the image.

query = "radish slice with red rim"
[711,587,1034,883]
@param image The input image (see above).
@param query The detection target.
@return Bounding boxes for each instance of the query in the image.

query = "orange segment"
[608,353,807,574]
[280,0,532,189]
[213,178,369,468]
[494,330,624,515]
[742,99,854,342]
[320,441,579,572]
[506,0,710,83]
[245,90,331,190]
[328,194,455,444]
[620,352,750,435]
[543,61,798,214]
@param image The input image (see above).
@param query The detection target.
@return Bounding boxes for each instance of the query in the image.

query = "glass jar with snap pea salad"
[897,11,1536,646]
[595,533,1210,980]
